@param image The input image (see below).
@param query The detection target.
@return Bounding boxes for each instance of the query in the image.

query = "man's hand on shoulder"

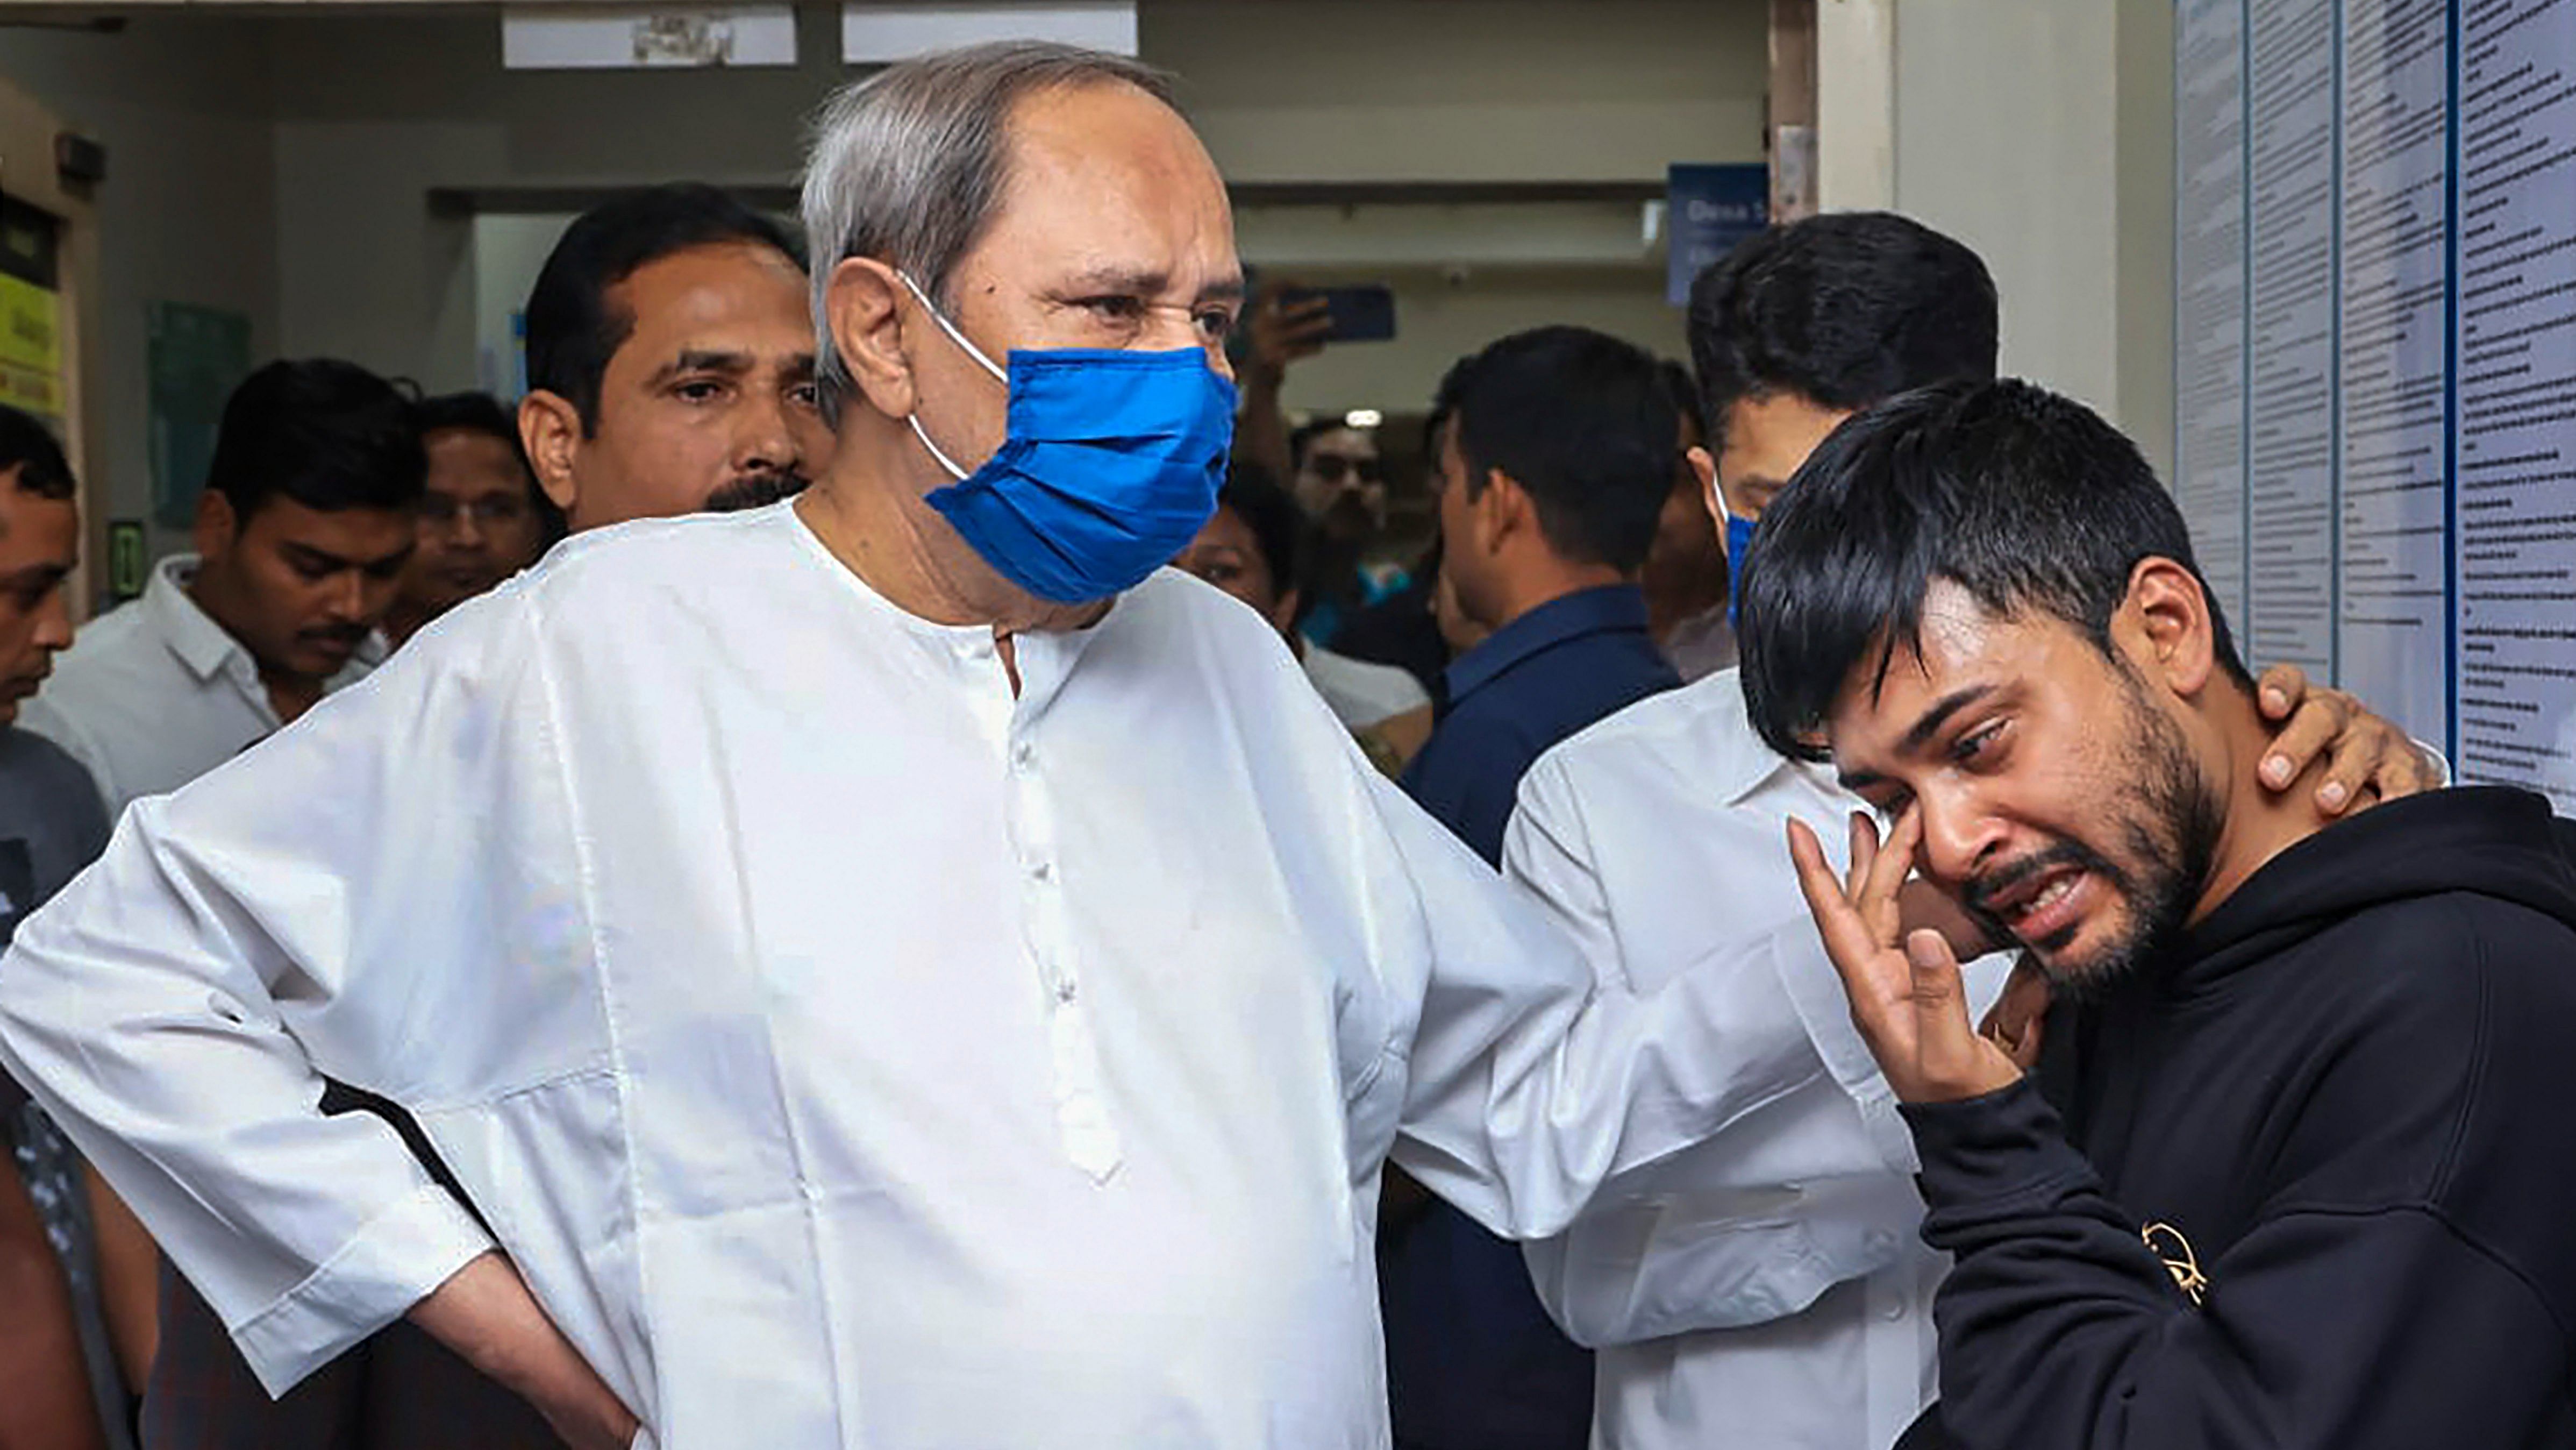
[2251,664,2440,819]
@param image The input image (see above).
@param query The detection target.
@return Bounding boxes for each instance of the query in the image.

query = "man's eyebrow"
[645,349,754,386]
[1060,264,1169,296]
[282,542,351,570]
[1056,266,1246,305]
[1899,685,1996,756]
[0,561,68,588]
[1836,764,1889,797]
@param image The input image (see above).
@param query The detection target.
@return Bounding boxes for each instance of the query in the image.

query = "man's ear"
[193,489,238,563]
[519,392,583,518]
[1477,467,1532,551]
[1688,445,1722,530]
[2125,556,2219,697]
[824,258,915,422]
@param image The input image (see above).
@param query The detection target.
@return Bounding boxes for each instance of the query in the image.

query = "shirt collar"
[1442,583,1651,707]
[141,554,255,684]
[1688,665,1823,806]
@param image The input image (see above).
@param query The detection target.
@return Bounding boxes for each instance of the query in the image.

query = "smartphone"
[1286,283,1398,343]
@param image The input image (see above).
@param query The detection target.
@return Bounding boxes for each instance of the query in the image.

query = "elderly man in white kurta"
[0,45,1824,1450]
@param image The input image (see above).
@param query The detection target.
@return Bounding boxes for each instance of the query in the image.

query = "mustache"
[1963,838,2130,938]
[703,468,812,514]
[298,625,369,648]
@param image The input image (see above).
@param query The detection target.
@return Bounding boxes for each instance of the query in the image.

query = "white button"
[1879,1298,1907,1323]
[1866,1230,1897,1255]
[1055,980,1079,1005]
[1013,741,1036,770]
[1030,859,1053,883]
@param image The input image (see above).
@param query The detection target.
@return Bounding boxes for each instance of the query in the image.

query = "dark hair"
[415,390,565,544]
[1688,212,1999,436]
[1435,325,1678,572]
[1289,416,1368,472]
[1738,379,2250,763]
[524,183,800,432]
[0,404,74,501]
[205,359,425,519]
[1657,357,1708,447]
[1217,459,1304,608]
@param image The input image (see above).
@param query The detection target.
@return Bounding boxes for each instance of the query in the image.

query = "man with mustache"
[1756,379,2576,1450]
[22,358,420,817]
[515,183,830,528]
[1,44,1904,1449]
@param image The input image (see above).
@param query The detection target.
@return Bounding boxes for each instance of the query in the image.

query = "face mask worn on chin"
[898,272,1238,604]
[1725,511,1758,628]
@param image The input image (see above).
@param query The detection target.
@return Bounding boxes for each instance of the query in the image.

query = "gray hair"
[802,41,1176,425]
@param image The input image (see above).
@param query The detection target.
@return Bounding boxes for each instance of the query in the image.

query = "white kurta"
[0,504,1818,1449]
[1503,669,2009,1450]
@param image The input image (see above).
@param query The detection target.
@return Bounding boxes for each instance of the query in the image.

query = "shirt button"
[1013,742,1036,771]
[1866,1230,1897,1255]
[1879,1297,1907,1323]
[1055,979,1079,1005]
[1030,859,1053,883]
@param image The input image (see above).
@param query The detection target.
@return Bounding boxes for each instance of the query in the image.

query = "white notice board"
[2174,0,2576,809]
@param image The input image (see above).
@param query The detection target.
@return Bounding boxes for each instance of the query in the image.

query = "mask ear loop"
[896,270,1008,482]
[897,271,1008,382]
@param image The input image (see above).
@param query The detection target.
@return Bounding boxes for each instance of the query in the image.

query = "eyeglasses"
[1307,454,1382,486]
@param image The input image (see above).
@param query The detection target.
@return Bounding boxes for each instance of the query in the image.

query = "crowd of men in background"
[0,47,2563,1448]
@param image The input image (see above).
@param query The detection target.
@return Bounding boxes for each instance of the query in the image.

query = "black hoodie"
[1896,787,2576,1450]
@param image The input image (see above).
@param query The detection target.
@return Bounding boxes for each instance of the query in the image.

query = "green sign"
[106,519,146,603]
[146,302,251,531]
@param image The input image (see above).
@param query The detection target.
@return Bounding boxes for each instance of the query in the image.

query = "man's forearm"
[409,1252,639,1450]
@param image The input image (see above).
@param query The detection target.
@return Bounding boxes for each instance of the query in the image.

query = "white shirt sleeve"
[1498,751,1919,1347]
[1366,765,1834,1243]
[0,590,583,1395]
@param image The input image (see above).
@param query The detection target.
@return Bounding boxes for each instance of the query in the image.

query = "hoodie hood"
[2177,786,2576,992]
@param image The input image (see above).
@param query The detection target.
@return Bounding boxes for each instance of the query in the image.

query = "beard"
[703,467,811,514]
[1961,671,2224,996]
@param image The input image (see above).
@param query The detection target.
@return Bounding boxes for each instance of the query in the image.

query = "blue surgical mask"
[901,273,1237,604]
[1725,511,1758,626]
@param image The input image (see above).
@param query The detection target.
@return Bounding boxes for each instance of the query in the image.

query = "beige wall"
[0,15,282,555]
[1862,0,2177,479]
[9,0,1770,524]
[287,0,1766,415]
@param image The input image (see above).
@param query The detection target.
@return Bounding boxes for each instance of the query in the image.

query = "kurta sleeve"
[1501,756,1915,1344]
[0,588,584,1396]
[1369,770,1832,1242]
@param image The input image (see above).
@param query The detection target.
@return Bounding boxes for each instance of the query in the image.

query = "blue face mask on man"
[900,273,1238,605]
[1725,510,1758,627]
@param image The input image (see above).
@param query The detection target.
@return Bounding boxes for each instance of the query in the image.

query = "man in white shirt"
[3,45,1842,1450]
[1505,212,2445,1450]
[20,358,420,816]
